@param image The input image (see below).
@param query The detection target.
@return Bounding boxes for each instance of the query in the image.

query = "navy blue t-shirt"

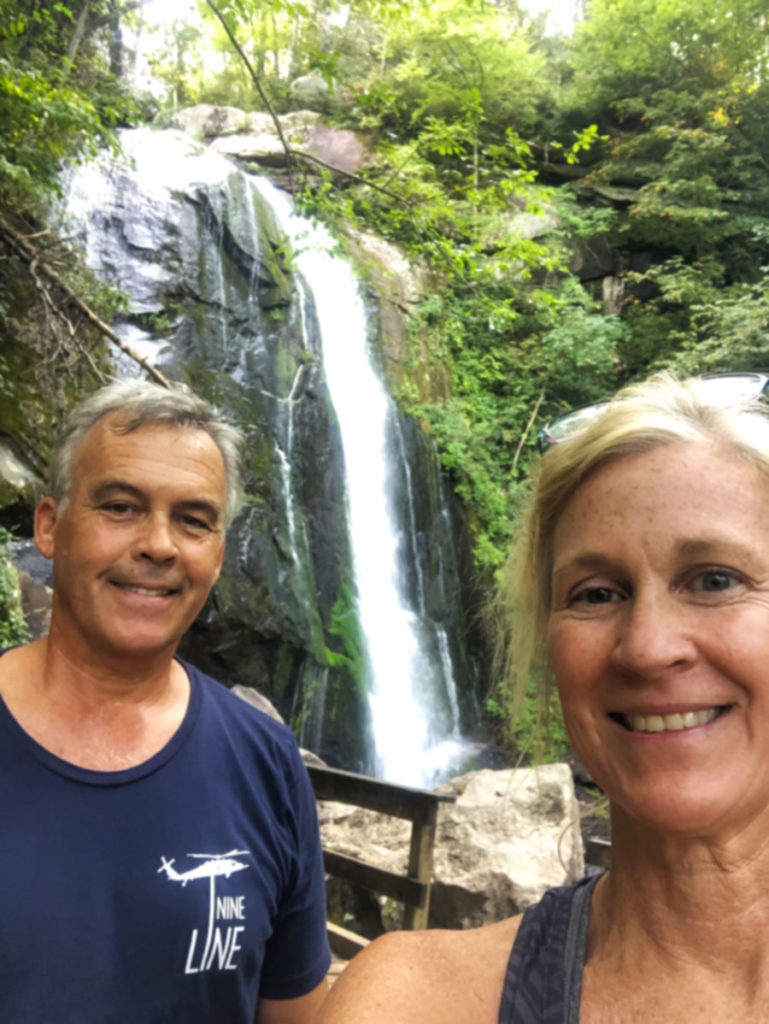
[0,659,330,1023]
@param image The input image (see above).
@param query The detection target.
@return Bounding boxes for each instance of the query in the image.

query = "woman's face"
[548,441,769,838]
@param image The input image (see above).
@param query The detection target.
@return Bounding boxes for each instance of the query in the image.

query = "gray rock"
[319,764,584,934]
[289,72,350,110]
[230,684,285,722]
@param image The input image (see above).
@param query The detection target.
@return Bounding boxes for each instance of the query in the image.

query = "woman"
[316,371,769,1023]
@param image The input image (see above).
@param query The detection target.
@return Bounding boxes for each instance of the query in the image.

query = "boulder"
[230,684,326,769]
[319,764,584,935]
[170,104,258,137]
[302,124,367,176]
[345,231,448,402]
[430,766,584,927]
[230,683,285,722]
[171,104,369,179]
[289,72,352,111]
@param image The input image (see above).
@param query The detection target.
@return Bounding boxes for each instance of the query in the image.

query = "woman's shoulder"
[317,915,523,1024]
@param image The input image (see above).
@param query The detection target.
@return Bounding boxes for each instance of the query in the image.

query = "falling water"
[253,178,473,787]
[61,127,475,787]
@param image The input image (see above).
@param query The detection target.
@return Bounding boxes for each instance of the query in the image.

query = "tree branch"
[204,0,296,191]
[292,150,414,206]
[0,215,171,389]
[512,387,545,473]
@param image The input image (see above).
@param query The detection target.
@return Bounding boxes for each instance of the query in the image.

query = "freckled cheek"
[547,620,578,684]
[548,621,606,707]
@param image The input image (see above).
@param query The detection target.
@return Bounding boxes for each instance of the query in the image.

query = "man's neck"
[0,637,191,770]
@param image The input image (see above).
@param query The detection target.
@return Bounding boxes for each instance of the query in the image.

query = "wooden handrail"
[322,850,427,908]
[307,764,454,823]
[308,764,455,949]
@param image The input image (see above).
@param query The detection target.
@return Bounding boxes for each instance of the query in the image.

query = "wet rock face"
[60,128,359,759]
[3,125,482,779]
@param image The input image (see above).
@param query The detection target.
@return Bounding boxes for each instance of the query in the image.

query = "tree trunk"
[66,0,93,67]
[109,0,124,78]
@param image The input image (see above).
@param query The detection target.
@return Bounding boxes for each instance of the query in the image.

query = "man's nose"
[136,513,177,563]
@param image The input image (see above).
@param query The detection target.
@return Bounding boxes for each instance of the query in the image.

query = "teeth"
[624,708,720,733]
[121,584,173,597]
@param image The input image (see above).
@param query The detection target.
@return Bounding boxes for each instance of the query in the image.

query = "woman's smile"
[610,705,728,733]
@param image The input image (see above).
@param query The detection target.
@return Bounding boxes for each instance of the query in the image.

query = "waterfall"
[253,179,475,787]
[59,127,477,788]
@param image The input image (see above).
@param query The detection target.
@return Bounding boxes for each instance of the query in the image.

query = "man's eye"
[691,568,741,592]
[181,514,211,531]
[101,502,134,515]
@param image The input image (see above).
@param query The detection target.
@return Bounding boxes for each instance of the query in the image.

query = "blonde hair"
[496,371,769,709]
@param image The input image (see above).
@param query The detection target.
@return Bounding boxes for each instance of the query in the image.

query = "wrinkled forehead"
[71,415,227,492]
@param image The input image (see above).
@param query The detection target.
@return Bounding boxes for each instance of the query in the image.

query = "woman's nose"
[609,592,695,678]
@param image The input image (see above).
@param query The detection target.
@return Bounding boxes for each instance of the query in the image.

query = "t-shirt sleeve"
[257,741,331,1000]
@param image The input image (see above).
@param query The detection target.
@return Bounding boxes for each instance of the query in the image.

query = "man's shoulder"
[184,661,298,748]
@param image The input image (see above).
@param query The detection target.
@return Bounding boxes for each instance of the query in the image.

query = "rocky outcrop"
[6,124,480,783]
[170,104,370,182]
[54,126,370,768]
[320,764,584,936]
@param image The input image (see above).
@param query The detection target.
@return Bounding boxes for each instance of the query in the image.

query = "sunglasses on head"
[536,372,769,453]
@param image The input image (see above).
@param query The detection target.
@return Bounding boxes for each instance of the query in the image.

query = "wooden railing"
[307,764,455,959]
[309,763,612,959]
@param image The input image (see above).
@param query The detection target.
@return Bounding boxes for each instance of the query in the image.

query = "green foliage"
[0,528,29,647]
[508,676,571,766]
[564,0,769,276]
[400,272,626,573]
[664,268,769,375]
[0,1,132,211]
[323,584,367,694]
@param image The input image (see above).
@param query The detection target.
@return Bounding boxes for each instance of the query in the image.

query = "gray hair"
[50,378,246,528]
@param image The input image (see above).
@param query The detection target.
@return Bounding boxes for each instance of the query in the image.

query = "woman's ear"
[34,497,58,559]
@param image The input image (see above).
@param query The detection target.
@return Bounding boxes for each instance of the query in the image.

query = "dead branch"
[292,150,414,207]
[205,0,296,192]
[0,214,171,389]
[512,387,545,473]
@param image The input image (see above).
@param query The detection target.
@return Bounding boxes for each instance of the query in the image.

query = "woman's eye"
[571,585,619,606]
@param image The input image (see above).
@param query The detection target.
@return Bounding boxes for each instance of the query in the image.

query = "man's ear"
[34,498,58,559]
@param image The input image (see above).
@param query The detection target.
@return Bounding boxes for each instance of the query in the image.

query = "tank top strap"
[497,873,601,1024]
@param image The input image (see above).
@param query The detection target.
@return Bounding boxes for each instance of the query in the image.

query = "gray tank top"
[498,873,601,1024]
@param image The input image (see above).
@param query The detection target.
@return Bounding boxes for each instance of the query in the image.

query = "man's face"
[35,415,227,668]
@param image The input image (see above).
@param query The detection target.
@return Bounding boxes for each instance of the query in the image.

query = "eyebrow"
[675,537,755,560]
[89,480,223,525]
[551,552,619,581]
[552,537,756,582]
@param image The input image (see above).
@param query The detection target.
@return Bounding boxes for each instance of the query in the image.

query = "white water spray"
[62,129,474,787]
[254,179,472,786]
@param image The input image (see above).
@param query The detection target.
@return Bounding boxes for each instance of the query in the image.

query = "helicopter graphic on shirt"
[158,850,250,886]
[158,850,252,974]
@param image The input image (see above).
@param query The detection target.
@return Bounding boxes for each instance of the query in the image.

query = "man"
[0,378,330,1023]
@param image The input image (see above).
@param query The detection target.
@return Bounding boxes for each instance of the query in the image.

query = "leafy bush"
[0,528,28,648]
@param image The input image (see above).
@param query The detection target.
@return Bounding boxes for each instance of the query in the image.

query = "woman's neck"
[588,805,769,989]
